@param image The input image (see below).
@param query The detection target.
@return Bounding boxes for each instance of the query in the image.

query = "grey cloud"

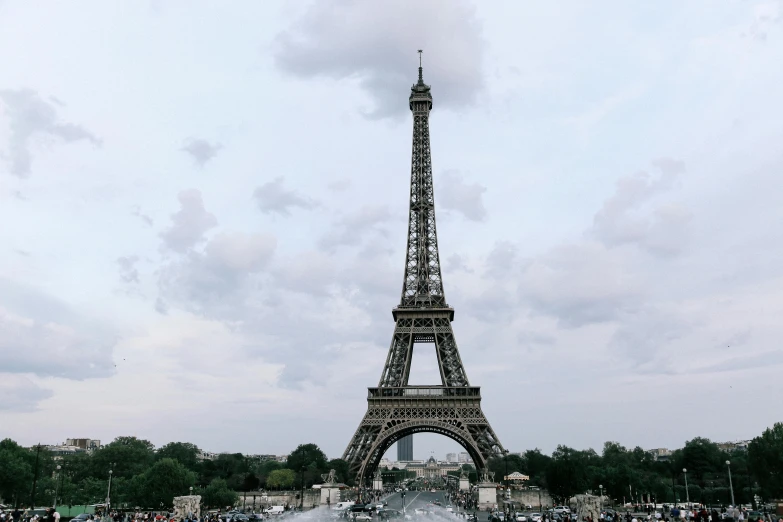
[154,297,169,315]
[446,254,473,273]
[158,231,276,316]
[181,138,222,167]
[131,205,154,227]
[484,241,517,279]
[0,375,53,412]
[273,0,484,119]
[327,178,352,191]
[272,251,336,297]
[468,284,518,323]
[160,189,218,253]
[319,205,394,250]
[253,177,318,216]
[117,256,140,284]
[609,308,691,367]
[591,158,689,255]
[518,242,641,328]
[0,89,101,177]
[0,278,116,379]
[438,170,487,221]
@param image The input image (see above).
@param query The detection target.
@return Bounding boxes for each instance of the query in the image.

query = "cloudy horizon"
[1,1,782,461]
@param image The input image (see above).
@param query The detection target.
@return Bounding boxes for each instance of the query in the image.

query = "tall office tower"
[397,435,413,461]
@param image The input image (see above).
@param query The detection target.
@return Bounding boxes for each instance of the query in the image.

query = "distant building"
[717,440,751,452]
[65,439,101,451]
[648,448,672,461]
[445,453,457,463]
[458,452,472,464]
[197,450,218,461]
[404,457,460,479]
[47,444,86,459]
[397,435,413,461]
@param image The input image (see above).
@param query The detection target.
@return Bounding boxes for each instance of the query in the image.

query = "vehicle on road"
[529,513,542,522]
[554,507,571,515]
[430,489,437,493]
[266,507,285,516]
[515,513,528,522]
[333,502,355,511]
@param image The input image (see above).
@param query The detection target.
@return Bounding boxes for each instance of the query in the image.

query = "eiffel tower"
[342,52,505,485]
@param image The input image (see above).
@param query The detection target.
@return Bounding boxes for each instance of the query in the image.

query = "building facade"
[397,435,413,461]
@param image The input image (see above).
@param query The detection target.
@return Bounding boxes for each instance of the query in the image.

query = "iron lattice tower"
[342,53,505,485]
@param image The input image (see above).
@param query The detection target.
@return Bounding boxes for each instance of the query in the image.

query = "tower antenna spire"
[418,49,423,82]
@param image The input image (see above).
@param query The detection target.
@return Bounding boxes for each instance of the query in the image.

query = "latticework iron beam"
[342,57,505,486]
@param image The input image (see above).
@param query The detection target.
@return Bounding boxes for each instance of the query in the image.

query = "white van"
[333,502,355,511]
[266,506,286,516]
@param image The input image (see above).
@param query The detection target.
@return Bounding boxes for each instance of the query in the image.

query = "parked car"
[530,513,542,522]
[515,513,528,522]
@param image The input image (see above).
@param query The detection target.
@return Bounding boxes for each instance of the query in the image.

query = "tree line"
[484,424,782,507]
[1,423,780,510]
[0,439,350,510]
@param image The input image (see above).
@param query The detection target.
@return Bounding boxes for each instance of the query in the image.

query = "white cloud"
[160,189,218,253]
[0,279,116,381]
[438,170,487,221]
[0,374,53,412]
[0,89,100,177]
[319,205,394,250]
[253,177,318,216]
[181,138,222,167]
[273,0,485,119]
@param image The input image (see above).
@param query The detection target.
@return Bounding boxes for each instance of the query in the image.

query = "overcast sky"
[1,1,782,462]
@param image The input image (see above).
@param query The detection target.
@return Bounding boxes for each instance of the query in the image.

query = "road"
[383,490,449,513]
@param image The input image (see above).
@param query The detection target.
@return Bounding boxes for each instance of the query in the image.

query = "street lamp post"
[401,491,406,515]
[300,467,306,510]
[54,465,62,509]
[682,469,689,506]
[599,485,603,512]
[106,470,113,515]
[726,461,735,506]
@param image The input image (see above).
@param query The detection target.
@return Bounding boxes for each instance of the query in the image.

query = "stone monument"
[477,471,497,511]
[172,495,201,521]
[372,469,383,492]
[459,469,470,492]
[320,469,341,506]
[574,494,601,522]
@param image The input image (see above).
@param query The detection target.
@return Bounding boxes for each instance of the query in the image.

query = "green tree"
[157,443,201,472]
[748,422,783,499]
[546,446,592,504]
[266,469,296,490]
[679,438,724,483]
[130,458,195,509]
[523,449,552,488]
[201,478,238,509]
[255,460,282,489]
[0,439,34,507]
[92,437,155,480]
[487,454,526,482]
[286,444,328,474]
[286,444,328,487]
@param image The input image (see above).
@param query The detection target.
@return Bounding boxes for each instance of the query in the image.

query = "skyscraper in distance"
[397,434,413,461]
